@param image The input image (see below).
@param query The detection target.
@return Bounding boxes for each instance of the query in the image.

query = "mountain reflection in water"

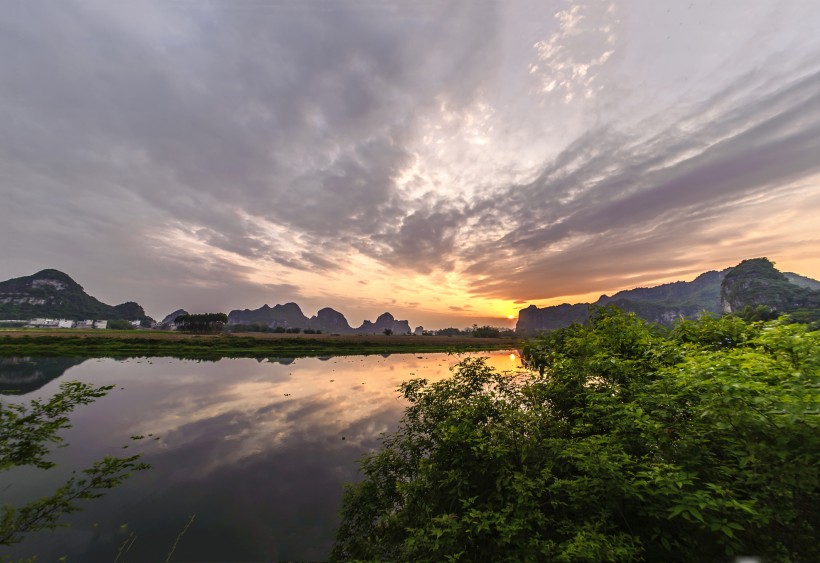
[0,356,88,394]
[0,351,524,562]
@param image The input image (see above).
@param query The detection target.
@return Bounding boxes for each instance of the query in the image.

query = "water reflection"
[0,356,88,394]
[0,351,525,562]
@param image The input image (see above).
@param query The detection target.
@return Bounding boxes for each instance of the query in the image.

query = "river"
[1,351,524,561]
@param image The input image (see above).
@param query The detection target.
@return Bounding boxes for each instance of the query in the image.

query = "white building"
[29,318,59,328]
[57,319,73,328]
[93,320,108,329]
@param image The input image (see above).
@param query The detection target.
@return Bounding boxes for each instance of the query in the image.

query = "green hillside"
[721,258,820,325]
[0,269,150,322]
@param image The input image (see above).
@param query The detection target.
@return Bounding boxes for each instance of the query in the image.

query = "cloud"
[459,67,820,300]
[0,0,500,300]
[372,207,463,273]
[1,0,819,324]
[529,2,616,102]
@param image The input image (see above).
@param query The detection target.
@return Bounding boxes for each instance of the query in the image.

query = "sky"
[2,0,819,329]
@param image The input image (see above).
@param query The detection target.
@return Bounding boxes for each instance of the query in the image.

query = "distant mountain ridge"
[227,303,412,334]
[0,269,152,322]
[6,260,814,335]
[517,258,820,333]
[0,269,415,333]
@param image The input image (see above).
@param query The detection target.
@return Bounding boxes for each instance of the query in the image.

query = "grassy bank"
[0,329,521,359]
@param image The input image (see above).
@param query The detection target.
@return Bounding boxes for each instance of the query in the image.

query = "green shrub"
[333,307,819,562]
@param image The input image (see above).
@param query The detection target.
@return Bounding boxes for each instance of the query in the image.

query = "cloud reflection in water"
[1,351,523,562]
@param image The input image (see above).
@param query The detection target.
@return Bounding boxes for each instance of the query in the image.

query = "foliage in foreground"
[1,382,149,547]
[332,308,819,562]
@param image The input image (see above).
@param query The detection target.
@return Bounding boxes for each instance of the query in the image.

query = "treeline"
[174,313,228,334]
[333,306,819,562]
[106,319,152,330]
[225,323,513,337]
[225,323,322,334]
[436,325,515,338]
[733,303,820,327]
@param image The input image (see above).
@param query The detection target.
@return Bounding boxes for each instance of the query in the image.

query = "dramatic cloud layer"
[2,0,819,327]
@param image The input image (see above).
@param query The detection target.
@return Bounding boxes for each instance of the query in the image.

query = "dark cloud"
[0,0,498,255]
[373,207,463,272]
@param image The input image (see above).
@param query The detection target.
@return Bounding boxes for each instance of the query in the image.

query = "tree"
[174,313,228,334]
[472,325,500,338]
[436,327,461,337]
[383,328,393,336]
[1,382,149,546]
[332,307,819,561]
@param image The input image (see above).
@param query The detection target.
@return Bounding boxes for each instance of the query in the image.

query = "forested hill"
[0,269,151,322]
[721,258,820,322]
[517,258,819,333]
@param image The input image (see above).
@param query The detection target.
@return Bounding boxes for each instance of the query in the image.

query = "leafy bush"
[332,307,819,562]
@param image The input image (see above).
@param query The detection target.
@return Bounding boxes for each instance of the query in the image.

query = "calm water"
[1,351,523,562]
